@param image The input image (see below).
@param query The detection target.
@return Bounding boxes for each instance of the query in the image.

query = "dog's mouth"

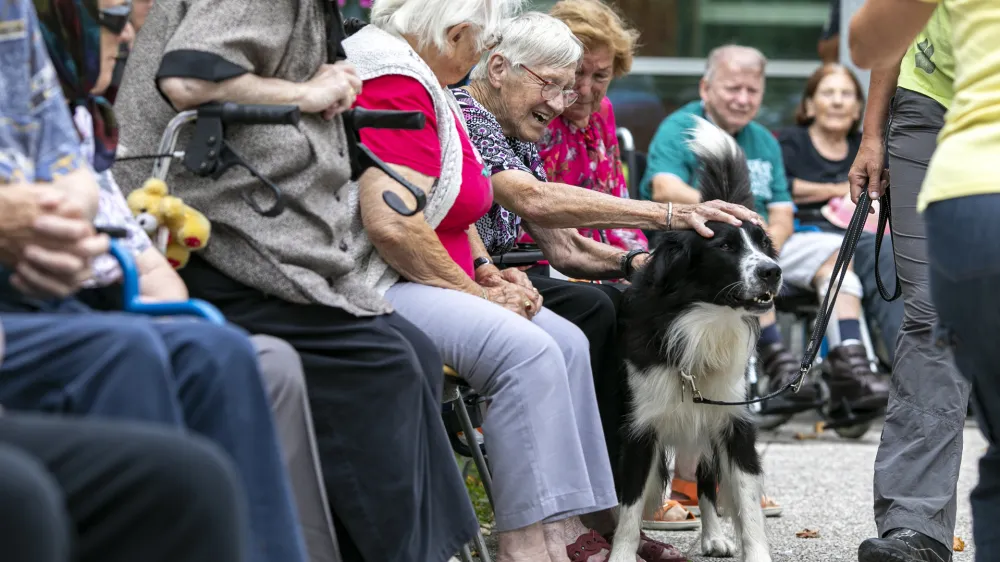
[731,291,775,312]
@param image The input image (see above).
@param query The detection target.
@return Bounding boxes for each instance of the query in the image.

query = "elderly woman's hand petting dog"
[675,200,764,237]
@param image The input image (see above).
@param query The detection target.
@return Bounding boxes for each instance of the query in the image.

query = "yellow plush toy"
[126,178,211,269]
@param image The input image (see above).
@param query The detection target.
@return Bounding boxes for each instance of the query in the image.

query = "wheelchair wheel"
[833,422,873,440]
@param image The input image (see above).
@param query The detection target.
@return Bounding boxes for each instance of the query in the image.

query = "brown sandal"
[566,530,612,561]
[642,499,700,531]
[637,533,687,562]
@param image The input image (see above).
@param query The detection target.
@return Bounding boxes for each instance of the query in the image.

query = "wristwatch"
[473,256,493,270]
[621,249,650,278]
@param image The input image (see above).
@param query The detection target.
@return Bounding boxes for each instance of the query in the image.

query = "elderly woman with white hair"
[341,3,672,562]
[453,12,764,561]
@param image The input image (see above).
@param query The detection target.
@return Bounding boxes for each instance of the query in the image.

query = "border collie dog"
[609,116,781,562]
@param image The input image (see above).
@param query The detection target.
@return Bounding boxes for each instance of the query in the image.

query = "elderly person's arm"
[849,0,936,69]
[136,247,189,301]
[361,168,532,317]
[153,0,360,118]
[494,170,673,230]
[492,171,756,235]
[523,224,648,281]
[0,10,108,297]
[766,206,795,253]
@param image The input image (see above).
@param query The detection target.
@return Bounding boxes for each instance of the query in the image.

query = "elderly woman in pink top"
[535,0,648,254]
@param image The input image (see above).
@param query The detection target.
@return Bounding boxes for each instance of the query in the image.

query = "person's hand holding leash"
[849,136,889,214]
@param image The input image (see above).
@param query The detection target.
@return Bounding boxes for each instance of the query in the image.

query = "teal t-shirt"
[639,101,792,222]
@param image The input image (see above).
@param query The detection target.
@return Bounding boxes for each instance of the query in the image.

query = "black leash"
[692,168,901,407]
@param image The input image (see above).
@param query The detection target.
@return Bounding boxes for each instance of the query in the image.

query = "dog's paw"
[701,536,737,557]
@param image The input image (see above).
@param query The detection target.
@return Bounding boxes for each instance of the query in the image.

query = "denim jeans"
[0,293,308,562]
[925,194,1000,561]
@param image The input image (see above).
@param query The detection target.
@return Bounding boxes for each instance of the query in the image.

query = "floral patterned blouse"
[453,88,547,256]
[533,97,648,252]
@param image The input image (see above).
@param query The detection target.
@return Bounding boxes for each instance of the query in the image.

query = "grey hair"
[469,11,583,83]
[370,0,526,52]
[704,44,767,81]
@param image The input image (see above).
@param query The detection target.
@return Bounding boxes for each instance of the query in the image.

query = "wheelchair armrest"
[108,241,226,325]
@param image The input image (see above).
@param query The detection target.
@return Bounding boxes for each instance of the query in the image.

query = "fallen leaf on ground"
[795,528,820,539]
[794,422,827,440]
[954,536,965,552]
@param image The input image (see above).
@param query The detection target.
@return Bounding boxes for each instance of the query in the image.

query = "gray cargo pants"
[872,87,971,548]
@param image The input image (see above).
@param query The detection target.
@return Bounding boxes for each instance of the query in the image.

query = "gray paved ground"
[644,416,984,562]
[476,415,984,561]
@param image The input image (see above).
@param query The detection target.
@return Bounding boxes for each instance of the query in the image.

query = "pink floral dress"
[518,97,648,252]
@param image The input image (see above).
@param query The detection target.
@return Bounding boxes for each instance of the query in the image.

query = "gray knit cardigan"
[344,25,466,295]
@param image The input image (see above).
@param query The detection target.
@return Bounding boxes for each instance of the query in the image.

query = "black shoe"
[758,341,822,414]
[858,528,952,562]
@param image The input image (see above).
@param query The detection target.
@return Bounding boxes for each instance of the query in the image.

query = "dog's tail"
[685,115,754,208]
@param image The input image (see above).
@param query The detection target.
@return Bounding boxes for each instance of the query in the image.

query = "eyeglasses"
[98,0,133,35]
[520,64,579,106]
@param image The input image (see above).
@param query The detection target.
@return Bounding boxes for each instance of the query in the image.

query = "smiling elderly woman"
[454,12,762,560]
[343,3,639,562]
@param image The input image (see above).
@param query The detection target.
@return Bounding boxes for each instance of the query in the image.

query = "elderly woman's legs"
[385,282,617,561]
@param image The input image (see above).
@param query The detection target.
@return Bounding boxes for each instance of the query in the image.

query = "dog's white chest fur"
[626,303,755,445]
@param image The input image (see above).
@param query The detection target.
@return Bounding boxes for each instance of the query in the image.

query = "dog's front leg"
[609,431,662,562]
[719,418,771,562]
[696,454,736,557]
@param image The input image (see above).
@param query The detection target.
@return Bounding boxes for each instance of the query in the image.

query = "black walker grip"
[214,103,301,126]
[346,107,425,131]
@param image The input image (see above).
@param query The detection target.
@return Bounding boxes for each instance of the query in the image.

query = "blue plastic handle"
[108,241,226,325]
[793,219,822,234]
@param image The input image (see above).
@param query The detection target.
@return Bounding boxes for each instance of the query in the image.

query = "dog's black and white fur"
[609,116,782,562]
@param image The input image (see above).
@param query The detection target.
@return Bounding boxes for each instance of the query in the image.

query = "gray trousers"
[384,282,618,532]
[873,88,971,547]
[252,335,341,562]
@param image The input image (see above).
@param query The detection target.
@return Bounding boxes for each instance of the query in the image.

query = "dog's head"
[635,222,782,315]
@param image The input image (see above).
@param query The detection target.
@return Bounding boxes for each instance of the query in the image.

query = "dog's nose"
[755,262,781,284]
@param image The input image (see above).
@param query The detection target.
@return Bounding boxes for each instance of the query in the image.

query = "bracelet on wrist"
[666,201,674,230]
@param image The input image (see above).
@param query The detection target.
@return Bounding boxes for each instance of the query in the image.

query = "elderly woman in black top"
[776,63,902,366]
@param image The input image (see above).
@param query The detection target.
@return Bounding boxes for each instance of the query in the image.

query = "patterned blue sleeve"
[25,2,86,181]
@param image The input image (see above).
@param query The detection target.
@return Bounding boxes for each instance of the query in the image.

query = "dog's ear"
[648,236,692,291]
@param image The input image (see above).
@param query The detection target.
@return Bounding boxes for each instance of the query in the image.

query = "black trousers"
[181,256,478,562]
[528,274,628,490]
[0,414,245,562]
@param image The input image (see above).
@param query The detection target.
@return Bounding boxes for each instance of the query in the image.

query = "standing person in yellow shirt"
[851,2,1000,562]
[849,6,968,562]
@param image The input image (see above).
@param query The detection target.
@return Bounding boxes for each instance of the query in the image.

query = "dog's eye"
[720,243,733,252]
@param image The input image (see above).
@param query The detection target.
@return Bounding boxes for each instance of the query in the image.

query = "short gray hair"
[704,45,767,81]
[370,0,525,52]
[469,11,583,83]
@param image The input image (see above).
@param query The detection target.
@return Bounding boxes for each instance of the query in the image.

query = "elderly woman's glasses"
[519,64,579,106]
[99,0,133,35]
